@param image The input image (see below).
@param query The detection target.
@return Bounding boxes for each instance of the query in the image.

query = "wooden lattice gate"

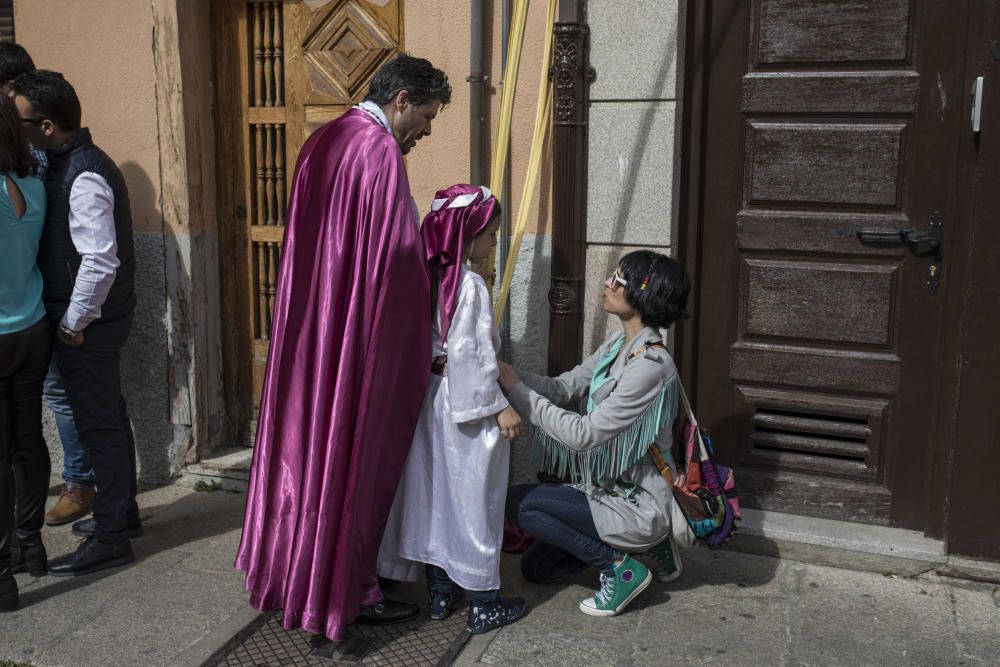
[213,0,404,442]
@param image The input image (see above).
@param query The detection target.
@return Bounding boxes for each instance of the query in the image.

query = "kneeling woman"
[499,250,690,617]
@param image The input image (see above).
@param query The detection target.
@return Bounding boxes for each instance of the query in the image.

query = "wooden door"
[214,0,404,442]
[942,1,1000,558]
[692,1,970,531]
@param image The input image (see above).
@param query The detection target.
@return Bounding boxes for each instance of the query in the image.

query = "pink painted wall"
[405,0,552,235]
[14,0,163,234]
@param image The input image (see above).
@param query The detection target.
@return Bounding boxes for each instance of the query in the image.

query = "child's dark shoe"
[466,596,528,634]
[428,587,458,621]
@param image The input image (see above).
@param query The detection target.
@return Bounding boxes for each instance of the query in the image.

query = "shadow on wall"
[118,161,175,484]
[588,40,678,350]
[507,128,553,378]
[506,136,553,485]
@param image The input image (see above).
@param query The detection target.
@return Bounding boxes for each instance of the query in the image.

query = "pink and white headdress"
[421,184,499,340]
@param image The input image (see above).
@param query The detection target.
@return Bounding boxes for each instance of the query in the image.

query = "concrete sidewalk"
[1,483,251,667]
[1,483,998,666]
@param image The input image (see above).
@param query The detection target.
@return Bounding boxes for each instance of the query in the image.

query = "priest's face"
[388,91,441,154]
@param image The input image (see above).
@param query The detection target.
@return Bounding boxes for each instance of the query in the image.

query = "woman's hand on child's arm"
[498,361,520,391]
[496,404,523,440]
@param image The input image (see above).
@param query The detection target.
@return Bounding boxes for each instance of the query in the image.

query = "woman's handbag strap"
[649,442,675,487]
[635,340,706,482]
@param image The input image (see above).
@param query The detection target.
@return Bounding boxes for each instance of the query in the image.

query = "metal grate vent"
[747,406,878,480]
[751,407,870,461]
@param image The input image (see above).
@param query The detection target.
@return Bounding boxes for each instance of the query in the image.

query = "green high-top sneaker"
[644,535,683,583]
[579,555,652,617]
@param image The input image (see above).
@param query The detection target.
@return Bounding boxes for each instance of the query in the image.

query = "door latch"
[855,211,943,295]
[923,211,942,295]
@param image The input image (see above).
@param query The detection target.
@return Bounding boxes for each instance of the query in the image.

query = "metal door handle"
[854,227,939,251]
[855,228,910,244]
[855,211,943,295]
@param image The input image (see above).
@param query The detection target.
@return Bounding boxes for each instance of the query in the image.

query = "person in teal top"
[0,163,46,334]
[0,92,51,614]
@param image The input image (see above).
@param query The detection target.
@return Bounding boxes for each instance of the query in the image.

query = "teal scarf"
[530,336,678,487]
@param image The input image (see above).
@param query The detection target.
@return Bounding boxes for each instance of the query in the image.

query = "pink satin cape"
[234,108,431,641]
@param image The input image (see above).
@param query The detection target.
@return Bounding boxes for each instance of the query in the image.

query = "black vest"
[38,128,136,323]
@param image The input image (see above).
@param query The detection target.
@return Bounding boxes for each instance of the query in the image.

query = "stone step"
[180,447,253,492]
[728,507,947,576]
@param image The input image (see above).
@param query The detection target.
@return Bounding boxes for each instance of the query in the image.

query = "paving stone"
[950,584,1000,665]
[480,630,632,667]
[784,562,961,665]
[38,565,247,667]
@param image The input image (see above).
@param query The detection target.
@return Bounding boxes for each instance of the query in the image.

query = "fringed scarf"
[531,336,679,487]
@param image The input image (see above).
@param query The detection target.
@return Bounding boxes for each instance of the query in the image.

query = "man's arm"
[62,171,119,336]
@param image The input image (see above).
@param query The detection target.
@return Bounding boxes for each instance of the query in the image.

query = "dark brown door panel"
[694,0,969,530]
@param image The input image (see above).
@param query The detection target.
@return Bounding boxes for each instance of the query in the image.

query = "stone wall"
[583,0,685,351]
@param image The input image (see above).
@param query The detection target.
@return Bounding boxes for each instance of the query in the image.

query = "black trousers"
[52,314,138,544]
[0,317,53,563]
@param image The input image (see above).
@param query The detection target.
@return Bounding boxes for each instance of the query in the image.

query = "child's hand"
[496,405,523,441]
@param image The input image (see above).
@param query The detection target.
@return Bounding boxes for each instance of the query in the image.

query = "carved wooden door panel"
[215,0,403,437]
[695,1,970,532]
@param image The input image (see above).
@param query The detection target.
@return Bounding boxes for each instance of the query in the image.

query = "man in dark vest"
[13,70,140,576]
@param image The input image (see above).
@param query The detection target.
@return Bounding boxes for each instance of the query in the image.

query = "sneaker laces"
[649,549,670,570]
[595,571,616,605]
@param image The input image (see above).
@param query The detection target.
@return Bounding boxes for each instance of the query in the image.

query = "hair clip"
[640,274,651,291]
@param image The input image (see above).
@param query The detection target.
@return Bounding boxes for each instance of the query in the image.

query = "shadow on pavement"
[17,485,245,609]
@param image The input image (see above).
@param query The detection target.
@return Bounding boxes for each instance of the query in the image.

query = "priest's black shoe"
[1,555,18,613]
[48,537,134,577]
[71,517,144,540]
[355,599,419,625]
[0,574,17,613]
[11,540,47,577]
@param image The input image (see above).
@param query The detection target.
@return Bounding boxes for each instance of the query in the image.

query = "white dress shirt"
[63,171,120,332]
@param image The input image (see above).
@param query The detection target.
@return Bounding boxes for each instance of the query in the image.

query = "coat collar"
[48,128,94,162]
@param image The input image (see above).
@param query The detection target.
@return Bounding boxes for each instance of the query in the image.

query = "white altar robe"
[377,265,510,591]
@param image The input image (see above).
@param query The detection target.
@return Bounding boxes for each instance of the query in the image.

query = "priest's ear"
[392,89,411,111]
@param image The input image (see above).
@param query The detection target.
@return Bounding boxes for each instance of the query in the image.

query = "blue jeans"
[505,483,619,581]
[43,358,93,486]
[425,565,499,606]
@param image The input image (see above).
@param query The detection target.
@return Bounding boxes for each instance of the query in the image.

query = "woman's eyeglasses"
[608,269,628,290]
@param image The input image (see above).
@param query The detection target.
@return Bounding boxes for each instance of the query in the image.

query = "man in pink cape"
[235,54,451,641]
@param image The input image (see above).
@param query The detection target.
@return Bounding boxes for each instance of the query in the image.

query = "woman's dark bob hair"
[616,250,690,329]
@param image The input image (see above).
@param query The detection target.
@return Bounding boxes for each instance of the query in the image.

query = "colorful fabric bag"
[649,385,740,550]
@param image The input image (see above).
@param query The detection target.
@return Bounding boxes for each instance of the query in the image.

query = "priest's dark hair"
[365,53,452,107]
[617,250,690,330]
[12,69,82,132]
[0,43,35,85]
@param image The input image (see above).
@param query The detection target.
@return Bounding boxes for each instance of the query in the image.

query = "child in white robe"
[377,184,528,634]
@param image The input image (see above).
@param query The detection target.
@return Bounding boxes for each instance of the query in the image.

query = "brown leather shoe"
[44,483,95,526]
